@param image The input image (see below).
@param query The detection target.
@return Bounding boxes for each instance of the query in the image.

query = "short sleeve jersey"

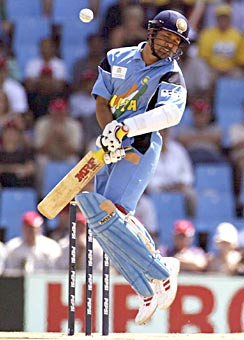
[92,42,187,124]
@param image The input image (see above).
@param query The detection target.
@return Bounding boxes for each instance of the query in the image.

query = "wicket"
[67,201,110,336]
[68,202,76,336]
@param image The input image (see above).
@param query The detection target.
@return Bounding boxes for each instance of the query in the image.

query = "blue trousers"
[95,132,162,213]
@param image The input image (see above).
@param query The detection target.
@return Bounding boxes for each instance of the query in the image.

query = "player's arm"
[95,95,113,129]
[93,56,126,159]
[124,71,187,137]
[123,92,186,137]
[93,55,114,130]
[124,102,182,137]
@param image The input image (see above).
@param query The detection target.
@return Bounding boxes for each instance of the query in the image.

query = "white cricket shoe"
[154,257,180,310]
[135,292,158,325]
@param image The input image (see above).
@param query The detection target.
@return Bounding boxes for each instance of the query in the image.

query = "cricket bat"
[37,127,128,219]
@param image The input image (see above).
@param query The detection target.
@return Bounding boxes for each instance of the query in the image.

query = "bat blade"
[37,127,128,219]
[37,150,104,219]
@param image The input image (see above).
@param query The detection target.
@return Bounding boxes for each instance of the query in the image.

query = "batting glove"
[96,120,123,152]
[104,148,126,164]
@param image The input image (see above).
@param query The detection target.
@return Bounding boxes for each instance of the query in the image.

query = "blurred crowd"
[0,208,243,276]
[0,0,244,276]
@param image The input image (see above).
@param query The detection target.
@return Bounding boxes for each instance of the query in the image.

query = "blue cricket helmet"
[148,10,190,45]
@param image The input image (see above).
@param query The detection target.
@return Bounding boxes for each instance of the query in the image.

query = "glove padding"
[97,120,123,152]
[104,148,126,164]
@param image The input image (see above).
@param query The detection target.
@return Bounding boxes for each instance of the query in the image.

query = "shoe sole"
[135,302,158,325]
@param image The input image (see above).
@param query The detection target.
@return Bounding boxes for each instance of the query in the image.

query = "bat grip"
[93,126,129,162]
[116,125,129,141]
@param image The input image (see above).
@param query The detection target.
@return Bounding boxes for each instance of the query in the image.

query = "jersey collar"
[133,42,147,60]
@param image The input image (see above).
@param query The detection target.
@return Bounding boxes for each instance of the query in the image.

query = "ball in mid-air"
[79,8,94,23]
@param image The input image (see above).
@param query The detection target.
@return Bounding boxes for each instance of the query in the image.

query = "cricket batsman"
[76,9,190,325]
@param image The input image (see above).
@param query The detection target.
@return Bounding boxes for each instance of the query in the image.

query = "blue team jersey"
[92,42,187,124]
[92,42,188,213]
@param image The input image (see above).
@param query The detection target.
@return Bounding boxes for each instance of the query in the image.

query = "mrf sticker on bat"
[75,157,101,182]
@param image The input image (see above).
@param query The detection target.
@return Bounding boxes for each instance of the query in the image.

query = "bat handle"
[116,125,129,141]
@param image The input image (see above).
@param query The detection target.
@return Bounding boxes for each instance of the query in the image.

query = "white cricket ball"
[79,8,94,23]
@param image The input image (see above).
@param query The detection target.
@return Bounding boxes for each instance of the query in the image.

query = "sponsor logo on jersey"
[112,66,127,79]
[110,77,150,118]
[110,96,137,112]
[161,87,186,99]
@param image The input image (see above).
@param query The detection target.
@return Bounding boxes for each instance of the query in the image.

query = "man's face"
[40,39,54,58]
[216,15,231,31]
[152,29,181,59]
[23,224,40,246]
[174,233,192,250]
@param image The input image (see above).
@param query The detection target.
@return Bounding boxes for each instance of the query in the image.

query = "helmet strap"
[149,38,161,60]
[148,30,162,60]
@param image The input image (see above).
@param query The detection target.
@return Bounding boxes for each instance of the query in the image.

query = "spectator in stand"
[72,34,105,91]
[147,128,196,217]
[228,101,244,217]
[4,211,61,274]
[0,5,13,53]
[203,0,244,33]
[139,0,197,23]
[0,241,6,275]
[89,0,100,16]
[34,97,83,195]
[237,250,244,275]
[139,0,171,22]
[178,41,212,102]
[34,97,83,161]
[0,121,36,188]
[42,0,53,17]
[0,60,32,144]
[25,37,67,89]
[197,4,244,86]
[108,4,147,49]
[69,69,101,150]
[237,227,244,275]
[0,90,12,128]
[56,211,103,272]
[0,90,25,133]
[176,98,225,164]
[48,205,70,241]
[207,222,242,275]
[0,38,19,81]
[187,0,208,41]
[0,56,28,114]
[24,38,67,119]
[161,219,208,272]
[100,0,137,50]
[0,88,33,148]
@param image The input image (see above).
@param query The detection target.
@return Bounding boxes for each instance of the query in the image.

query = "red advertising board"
[24,274,244,333]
